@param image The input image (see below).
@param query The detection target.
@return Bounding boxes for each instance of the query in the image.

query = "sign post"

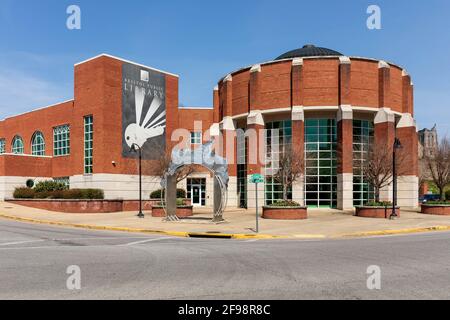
[250,174,264,233]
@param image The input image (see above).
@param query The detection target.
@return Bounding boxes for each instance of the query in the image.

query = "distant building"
[418,125,439,195]
[418,125,438,159]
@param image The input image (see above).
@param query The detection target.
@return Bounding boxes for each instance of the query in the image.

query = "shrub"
[83,189,104,199]
[34,180,67,193]
[65,189,104,199]
[34,191,51,199]
[426,201,450,205]
[268,200,301,207]
[13,187,35,199]
[156,199,188,207]
[13,188,104,200]
[364,201,393,207]
[61,189,82,199]
[150,189,186,199]
[446,190,450,201]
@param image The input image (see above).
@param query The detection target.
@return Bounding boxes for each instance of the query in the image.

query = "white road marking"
[121,237,172,246]
[50,237,152,241]
[0,240,46,247]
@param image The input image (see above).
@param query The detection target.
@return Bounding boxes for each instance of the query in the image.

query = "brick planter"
[421,204,450,216]
[7,199,123,214]
[262,206,308,220]
[355,206,401,219]
[151,206,194,218]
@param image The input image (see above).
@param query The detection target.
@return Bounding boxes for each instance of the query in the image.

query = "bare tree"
[151,150,196,183]
[426,137,450,201]
[270,144,304,202]
[362,142,406,203]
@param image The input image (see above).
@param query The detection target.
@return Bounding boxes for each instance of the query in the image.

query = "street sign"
[249,174,264,233]
[250,174,264,184]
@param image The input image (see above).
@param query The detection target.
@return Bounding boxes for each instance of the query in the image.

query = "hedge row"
[150,189,186,199]
[34,181,68,193]
[268,200,301,207]
[14,188,104,200]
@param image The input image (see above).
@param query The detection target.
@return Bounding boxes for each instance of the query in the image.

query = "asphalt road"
[0,219,449,300]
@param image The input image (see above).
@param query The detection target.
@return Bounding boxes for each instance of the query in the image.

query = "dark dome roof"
[275,45,343,60]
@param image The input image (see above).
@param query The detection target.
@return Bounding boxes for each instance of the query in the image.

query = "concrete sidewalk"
[1,202,450,239]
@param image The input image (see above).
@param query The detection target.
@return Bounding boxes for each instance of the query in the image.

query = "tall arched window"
[31,131,45,156]
[12,136,24,154]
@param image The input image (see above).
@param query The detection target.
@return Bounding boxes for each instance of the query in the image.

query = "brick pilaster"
[291,58,303,107]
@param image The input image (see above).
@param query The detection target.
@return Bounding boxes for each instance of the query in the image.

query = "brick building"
[0,45,419,209]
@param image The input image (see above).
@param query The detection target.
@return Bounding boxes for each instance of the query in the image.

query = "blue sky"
[0,0,449,135]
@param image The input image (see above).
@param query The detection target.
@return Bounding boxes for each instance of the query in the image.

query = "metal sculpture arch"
[160,140,229,222]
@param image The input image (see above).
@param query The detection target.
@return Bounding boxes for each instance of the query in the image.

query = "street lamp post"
[391,138,402,219]
[131,143,145,219]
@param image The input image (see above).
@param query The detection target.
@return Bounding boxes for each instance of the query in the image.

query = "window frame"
[84,115,94,175]
[53,124,71,157]
[190,131,202,146]
[11,135,24,154]
[31,131,46,156]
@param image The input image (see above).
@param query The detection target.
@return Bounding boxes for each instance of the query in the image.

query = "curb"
[0,213,285,240]
[341,225,450,238]
[1,213,450,240]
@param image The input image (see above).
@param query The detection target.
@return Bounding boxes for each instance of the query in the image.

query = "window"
[190,132,201,146]
[353,120,375,206]
[304,119,337,208]
[12,136,24,154]
[0,139,5,154]
[84,115,93,174]
[265,120,293,205]
[53,125,70,156]
[237,128,248,208]
[31,131,45,156]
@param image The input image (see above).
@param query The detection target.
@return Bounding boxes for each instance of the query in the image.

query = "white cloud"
[0,68,72,119]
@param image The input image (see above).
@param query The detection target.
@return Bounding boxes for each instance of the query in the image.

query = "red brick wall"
[303,59,340,107]
[0,55,180,179]
[0,101,74,178]
[7,199,124,213]
[337,119,353,174]
[390,66,403,113]
[397,126,419,176]
[0,155,52,177]
[218,57,411,119]
[259,62,291,110]
[232,70,250,115]
[177,109,213,132]
[73,56,179,176]
[0,101,74,157]
[350,60,379,108]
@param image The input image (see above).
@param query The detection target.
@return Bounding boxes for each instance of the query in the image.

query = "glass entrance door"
[187,178,206,206]
[191,185,202,206]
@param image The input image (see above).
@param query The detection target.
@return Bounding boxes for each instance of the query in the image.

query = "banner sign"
[122,62,166,160]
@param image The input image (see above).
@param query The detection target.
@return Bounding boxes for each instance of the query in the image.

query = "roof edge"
[218,55,409,84]
[74,53,179,78]
[1,99,74,122]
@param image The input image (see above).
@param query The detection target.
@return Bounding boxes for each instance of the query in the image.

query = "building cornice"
[218,55,409,84]
[74,53,179,78]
